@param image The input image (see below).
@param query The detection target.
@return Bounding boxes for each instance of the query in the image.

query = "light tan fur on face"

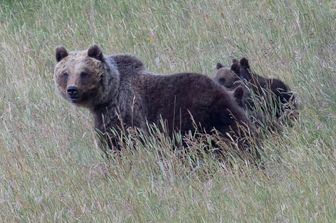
[214,67,240,89]
[54,50,105,103]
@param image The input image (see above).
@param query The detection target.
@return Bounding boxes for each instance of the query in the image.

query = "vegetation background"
[0,0,335,222]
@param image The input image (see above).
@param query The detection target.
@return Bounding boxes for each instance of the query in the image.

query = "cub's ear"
[55,46,68,62]
[231,62,240,75]
[88,44,104,62]
[232,59,239,64]
[233,86,244,100]
[240,57,250,69]
[216,63,224,69]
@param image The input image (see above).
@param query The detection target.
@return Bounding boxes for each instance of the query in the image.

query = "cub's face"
[214,63,240,89]
[215,62,254,112]
[54,45,105,107]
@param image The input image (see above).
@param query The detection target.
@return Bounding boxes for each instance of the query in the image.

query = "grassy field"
[1,0,336,222]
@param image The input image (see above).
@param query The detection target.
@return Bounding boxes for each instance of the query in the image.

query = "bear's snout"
[67,86,80,101]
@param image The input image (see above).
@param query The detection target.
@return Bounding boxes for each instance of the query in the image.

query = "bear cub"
[215,58,298,126]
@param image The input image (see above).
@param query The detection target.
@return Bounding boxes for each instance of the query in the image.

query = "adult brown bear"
[54,45,254,153]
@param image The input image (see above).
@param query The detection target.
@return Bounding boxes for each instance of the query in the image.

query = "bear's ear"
[240,58,250,69]
[232,59,239,64]
[216,63,224,69]
[55,46,68,62]
[233,86,244,101]
[231,63,240,75]
[88,44,104,62]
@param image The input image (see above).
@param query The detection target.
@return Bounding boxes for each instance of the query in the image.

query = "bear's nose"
[67,86,79,98]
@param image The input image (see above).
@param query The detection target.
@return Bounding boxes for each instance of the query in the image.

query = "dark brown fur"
[54,45,254,152]
[215,58,297,120]
[237,58,292,104]
[214,63,255,115]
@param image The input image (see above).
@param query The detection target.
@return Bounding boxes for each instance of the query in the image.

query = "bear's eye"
[80,72,89,79]
[218,78,226,85]
[60,72,68,81]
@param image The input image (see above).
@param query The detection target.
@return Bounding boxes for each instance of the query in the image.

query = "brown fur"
[214,63,240,88]
[237,58,294,107]
[214,63,254,112]
[54,45,254,152]
[215,58,297,120]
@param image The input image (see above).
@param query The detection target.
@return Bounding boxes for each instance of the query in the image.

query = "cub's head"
[54,45,116,108]
[215,60,256,119]
[214,62,240,88]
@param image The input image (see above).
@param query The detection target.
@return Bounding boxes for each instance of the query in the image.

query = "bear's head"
[215,60,259,122]
[214,62,241,88]
[54,45,119,109]
[223,58,253,81]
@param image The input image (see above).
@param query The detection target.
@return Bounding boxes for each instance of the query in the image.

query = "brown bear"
[215,58,297,122]
[237,58,294,106]
[214,68,263,131]
[214,63,255,116]
[54,45,254,153]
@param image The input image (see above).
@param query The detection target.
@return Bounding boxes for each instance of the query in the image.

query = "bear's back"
[140,72,248,134]
[108,54,145,77]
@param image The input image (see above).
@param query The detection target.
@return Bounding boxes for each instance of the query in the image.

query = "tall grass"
[0,0,335,222]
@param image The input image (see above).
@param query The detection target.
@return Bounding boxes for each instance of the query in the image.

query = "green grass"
[1,0,336,222]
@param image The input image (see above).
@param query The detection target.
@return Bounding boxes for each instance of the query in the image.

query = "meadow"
[0,0,335,222]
